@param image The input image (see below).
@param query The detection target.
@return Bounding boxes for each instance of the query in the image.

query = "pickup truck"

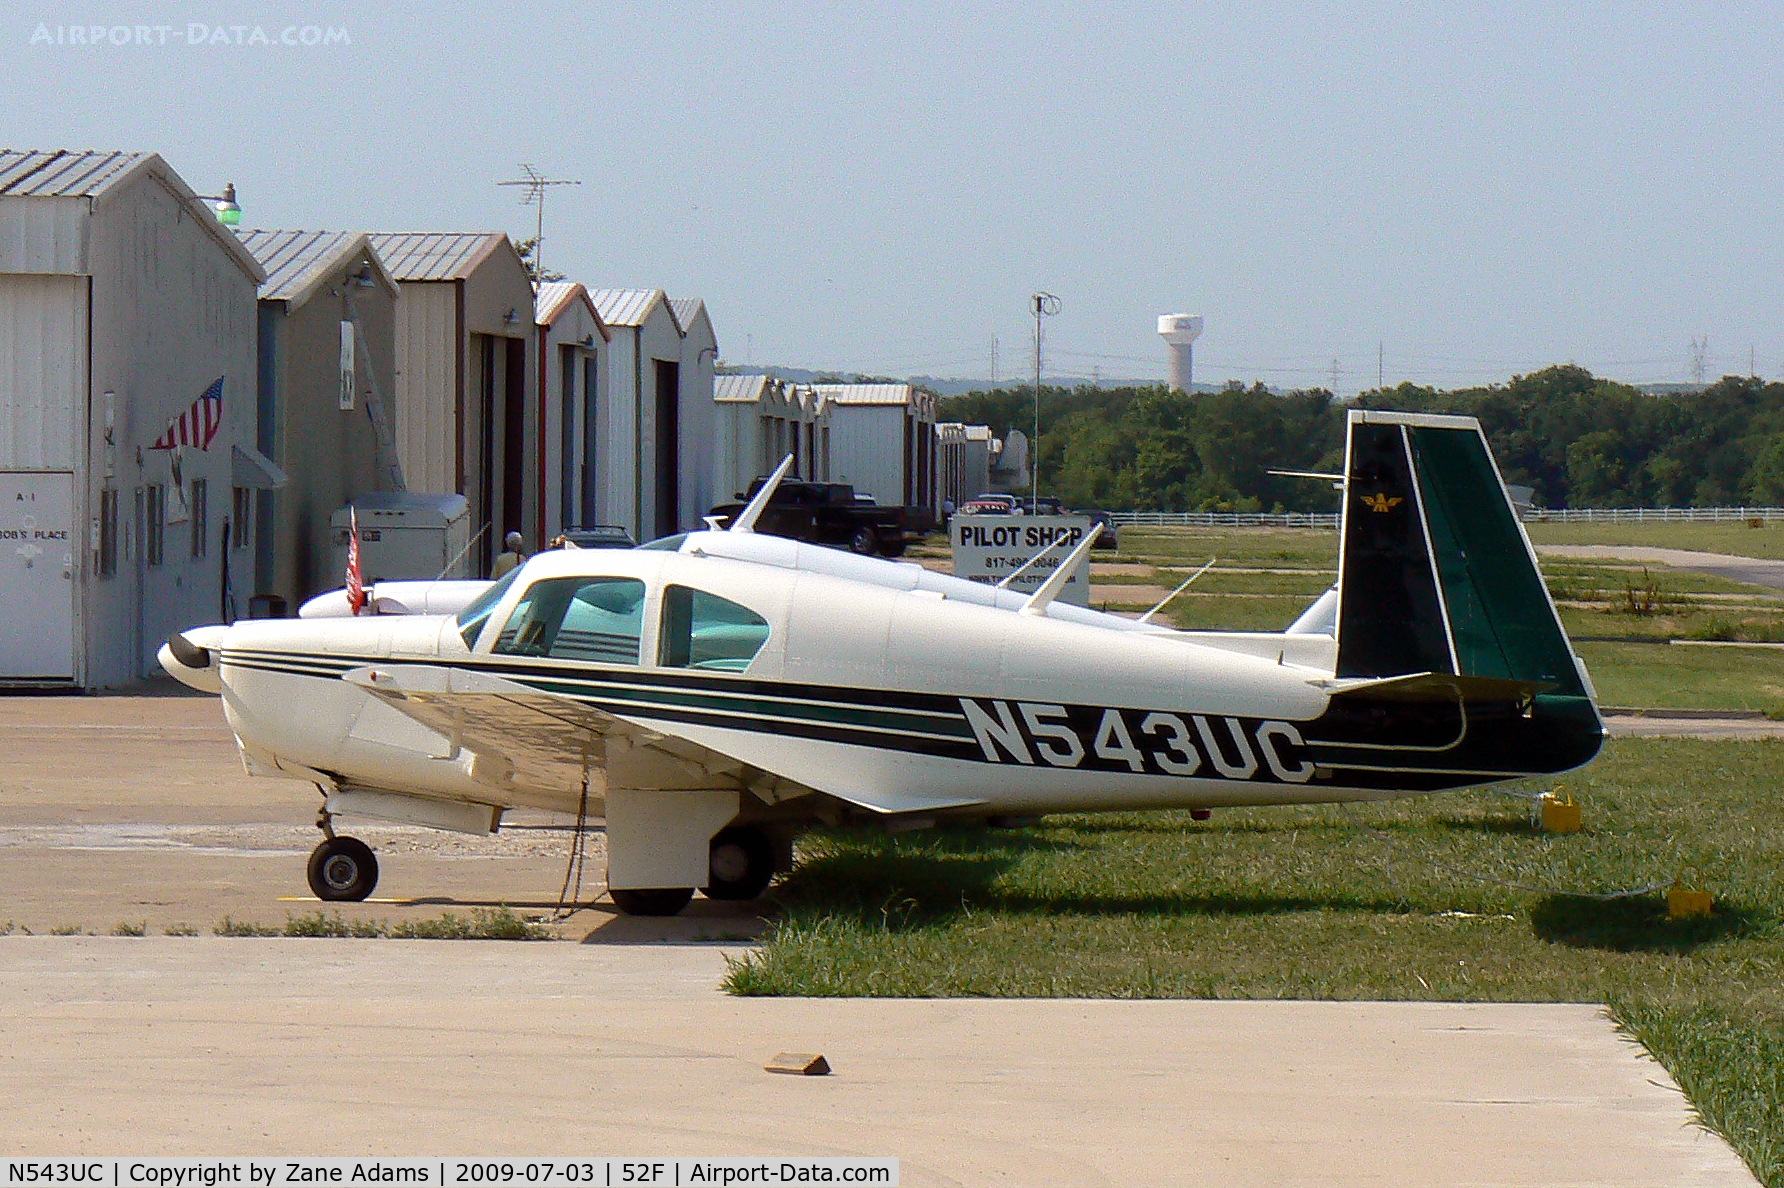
[707,479,918,557]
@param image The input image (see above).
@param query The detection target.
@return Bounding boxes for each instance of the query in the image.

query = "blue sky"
[8,1,1780,392]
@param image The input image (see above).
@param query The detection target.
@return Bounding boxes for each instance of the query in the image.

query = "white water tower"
[1158,314,1204,392]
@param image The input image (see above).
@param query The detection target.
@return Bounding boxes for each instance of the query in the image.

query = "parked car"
[557,525,636,550]
[1084,510,1119,550]
[707,479,916,557]
[1017,495,1065,516]
[959,494,1019,515]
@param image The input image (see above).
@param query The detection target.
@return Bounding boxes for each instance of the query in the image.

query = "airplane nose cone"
[158,629,225,694]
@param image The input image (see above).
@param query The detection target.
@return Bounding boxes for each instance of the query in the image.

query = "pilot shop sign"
[951,515,1091,606]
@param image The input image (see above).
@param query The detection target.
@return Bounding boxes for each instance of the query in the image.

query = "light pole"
[1030,292,1059,503]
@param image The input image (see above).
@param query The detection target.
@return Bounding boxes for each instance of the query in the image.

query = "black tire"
[608,886,695,916]
[879,538,908,558]
[702,826,775,901]
[848,525,879,555]
[307,836,378,902]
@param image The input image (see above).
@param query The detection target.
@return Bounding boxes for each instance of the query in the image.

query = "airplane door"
[0,471,76,681]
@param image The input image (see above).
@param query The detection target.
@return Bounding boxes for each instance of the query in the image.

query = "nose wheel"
[307,836,379,902]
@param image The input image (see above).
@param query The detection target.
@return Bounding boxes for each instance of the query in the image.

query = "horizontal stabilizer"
[1316,671,1555,702]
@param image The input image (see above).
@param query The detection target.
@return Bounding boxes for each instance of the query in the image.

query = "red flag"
[346,507,367,615]
[149,376,224,450]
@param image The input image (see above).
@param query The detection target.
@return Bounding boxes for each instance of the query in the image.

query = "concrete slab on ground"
[0,938,1757,1187]
[1537,544,1784,592]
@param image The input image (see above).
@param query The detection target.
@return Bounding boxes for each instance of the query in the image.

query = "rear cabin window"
[658,585,770,672]
[493,576,646,665]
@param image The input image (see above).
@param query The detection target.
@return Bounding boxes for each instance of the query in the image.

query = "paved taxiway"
[0,938,1760,1186]
[0,690,1763,1183]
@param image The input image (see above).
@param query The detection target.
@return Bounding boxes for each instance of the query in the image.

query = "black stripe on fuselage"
[217,648,1586,791]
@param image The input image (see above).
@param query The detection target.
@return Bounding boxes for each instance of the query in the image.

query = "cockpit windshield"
[454,568,522,649]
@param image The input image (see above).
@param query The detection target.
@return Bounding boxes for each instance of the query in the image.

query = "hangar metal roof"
[237,229,398,309]
[809,383,918,405]
[0,149,264,283]
[368,232,509,281]
[714,374,770,404]
[589,288,681,331]
[0,149,150,196]
[669,297,706,326]
[534,281,609,339]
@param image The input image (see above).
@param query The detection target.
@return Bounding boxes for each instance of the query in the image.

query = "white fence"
[1110,507,1784,529]
[1522,507,1784,523]
[1110,511,1340,528]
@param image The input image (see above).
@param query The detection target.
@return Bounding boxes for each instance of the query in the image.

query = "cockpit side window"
[455,568,523,649]
[657,585,770,672]
[492,576,646,664]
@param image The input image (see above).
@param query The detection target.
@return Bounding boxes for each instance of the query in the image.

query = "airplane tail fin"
[1334,410,1592,700]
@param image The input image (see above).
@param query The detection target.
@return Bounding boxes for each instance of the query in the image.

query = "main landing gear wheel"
[608,887,695,916]
[702,825,775,901]
[307,836,379,902]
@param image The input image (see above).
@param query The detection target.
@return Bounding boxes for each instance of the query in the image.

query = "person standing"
[492,530,527,578]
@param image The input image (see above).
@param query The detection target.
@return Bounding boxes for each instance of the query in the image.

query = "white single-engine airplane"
[161,410,1603,915]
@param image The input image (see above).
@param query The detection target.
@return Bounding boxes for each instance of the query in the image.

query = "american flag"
[149,376,225,450]
[346,507,367,615]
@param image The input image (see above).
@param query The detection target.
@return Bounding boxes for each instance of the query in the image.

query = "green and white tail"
[1334,409,1593,701]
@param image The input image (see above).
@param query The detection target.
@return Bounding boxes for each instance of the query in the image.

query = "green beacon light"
[213,182,242,227]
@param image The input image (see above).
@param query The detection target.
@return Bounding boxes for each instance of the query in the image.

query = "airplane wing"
[341,664,976,815]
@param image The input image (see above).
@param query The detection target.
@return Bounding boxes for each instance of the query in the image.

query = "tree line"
[939,366,1784,512]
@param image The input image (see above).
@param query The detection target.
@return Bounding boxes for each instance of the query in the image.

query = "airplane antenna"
[729,454,797,533]
[995,532,1071,589]
[1137,557,1217,625]
[1267,468,1344,489]
[432,523,489,582]
[1019,525,1101,617]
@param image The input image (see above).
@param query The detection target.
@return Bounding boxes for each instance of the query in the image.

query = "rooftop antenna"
[497,164,581,289]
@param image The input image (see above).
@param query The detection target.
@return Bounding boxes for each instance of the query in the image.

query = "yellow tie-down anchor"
[1667,877,1715,920]
[1537,787,1582,833]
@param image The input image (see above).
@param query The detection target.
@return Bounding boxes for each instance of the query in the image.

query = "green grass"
[725,737,1782,1184]
[213,908,551,940]
[1118,527,1339,569]
[1527,520,1784,560]
[1577,641,1784,712]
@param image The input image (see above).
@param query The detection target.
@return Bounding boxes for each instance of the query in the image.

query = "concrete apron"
[0,938,1757,1188]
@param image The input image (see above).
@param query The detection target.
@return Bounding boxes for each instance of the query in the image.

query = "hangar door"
[0,471,76,680]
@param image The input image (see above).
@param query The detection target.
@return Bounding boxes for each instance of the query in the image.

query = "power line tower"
[1690,336,1709,386]
[1328,357,1342,394]
[497,164,581,286]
